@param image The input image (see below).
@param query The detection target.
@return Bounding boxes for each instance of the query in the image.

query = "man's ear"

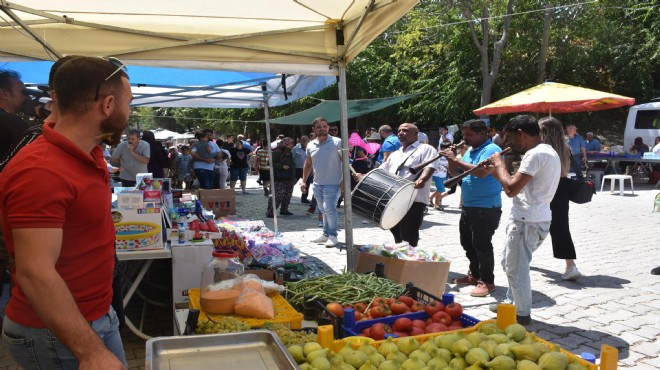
[100,95,115,117]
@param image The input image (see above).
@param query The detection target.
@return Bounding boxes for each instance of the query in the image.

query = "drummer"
[353,123,436,246]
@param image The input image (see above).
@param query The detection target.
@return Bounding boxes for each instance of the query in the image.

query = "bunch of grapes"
[195,317,251,334]
[263,323,317,346]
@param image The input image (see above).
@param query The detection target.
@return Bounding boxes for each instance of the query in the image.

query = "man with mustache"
[111,128,150,187]
[0,56,131,369]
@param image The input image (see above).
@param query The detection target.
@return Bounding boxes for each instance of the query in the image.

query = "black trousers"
[549,177,576,259]
[390,202,426,247]
[458,207,502,284]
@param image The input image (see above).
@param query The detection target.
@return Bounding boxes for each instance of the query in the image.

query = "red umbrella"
[473,82,635,116]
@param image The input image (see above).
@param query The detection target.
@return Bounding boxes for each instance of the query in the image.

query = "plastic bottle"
[199,251,244,314]
[177,222,187,244]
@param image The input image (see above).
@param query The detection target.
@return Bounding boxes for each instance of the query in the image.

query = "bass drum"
[351,168,417,230]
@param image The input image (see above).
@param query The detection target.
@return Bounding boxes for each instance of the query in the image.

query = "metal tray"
[146,330,298,370]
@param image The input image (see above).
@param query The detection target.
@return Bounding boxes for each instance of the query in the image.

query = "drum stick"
[443,147,511,188]
[338,149,358,175]
[409,140,466,175]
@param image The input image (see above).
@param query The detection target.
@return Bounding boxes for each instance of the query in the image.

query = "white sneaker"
[325,235,338,248]
[317,220,323,227]
[562,266,582,280]
[311,234,329,244]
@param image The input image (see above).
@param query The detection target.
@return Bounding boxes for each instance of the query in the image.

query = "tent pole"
[262,86,278,233]
[338,65,355,272]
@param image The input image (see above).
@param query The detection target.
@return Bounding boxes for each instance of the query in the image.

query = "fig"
[344,350,369,369]
[510,344,541,362]
[505,323,527,342]
[465,347,490,365]
[396,337,420,356]
[484,355,517,370]
[538,351,569,370]
[401,354,425,370]
[303,341,323,356]
[286,345,305,364]
[378,337,399,358]
[450,338,473,357]
[517,359,542,370]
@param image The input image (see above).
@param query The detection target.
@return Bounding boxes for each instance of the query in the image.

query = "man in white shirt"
[356,123,436,246]
[485,115,561,325]
[439,126,454,145]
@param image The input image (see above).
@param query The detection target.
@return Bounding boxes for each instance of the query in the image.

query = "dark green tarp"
[268,93,420,125]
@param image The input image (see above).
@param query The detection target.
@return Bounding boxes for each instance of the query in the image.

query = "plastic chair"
[600,174,634,196]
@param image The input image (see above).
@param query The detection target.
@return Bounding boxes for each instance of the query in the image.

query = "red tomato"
[412,319,427,329]
[450,319,463,328]
[354,311,364,321]
[410,301,424,312]
[393,331,409,337]
[432,310,453,325]
[425,318,433,326]
[410,326,425,336]
[372,297,389,307]
[424,301,445,316]
[448,323,463,331]
[444,302,463,319]
[354,302,367,313]
[369,306,386,318]
[398,296,414,307]
[387,297,397,306]
[390,301,408,315]
[361,328,370,337]
[370,323,386,340]
[326,302,344,317]
[425,322,449,333]
[393,317,413,332]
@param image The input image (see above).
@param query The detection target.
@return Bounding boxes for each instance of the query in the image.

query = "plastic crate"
[316,284,465,339]
[322,306,618,370]
[188,288,303,329]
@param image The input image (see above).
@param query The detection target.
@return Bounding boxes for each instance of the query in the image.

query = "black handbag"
[566,153,594,204]
[567,177,595,204]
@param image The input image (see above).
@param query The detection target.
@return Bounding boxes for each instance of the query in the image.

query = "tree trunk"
[537,6,553,84]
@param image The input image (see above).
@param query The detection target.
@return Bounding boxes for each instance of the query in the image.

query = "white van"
[623,102,660,150]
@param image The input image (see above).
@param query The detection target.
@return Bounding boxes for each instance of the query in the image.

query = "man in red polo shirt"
[0,57,131,370]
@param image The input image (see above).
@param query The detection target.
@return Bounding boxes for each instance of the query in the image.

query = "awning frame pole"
[262,84,278,232]
[338,64,355,272]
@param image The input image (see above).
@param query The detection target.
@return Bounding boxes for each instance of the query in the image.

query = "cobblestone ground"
[1,174,659,369]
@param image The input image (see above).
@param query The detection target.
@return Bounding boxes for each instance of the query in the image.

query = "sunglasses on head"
[94,57,127,101]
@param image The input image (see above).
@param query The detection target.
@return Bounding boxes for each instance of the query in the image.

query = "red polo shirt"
[0,122,115,327]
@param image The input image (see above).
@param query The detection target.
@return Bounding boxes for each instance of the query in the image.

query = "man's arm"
[442,149,491,178]
[484,152,533,197]
[300,156,312,192]
[12,228,125,369]
[128,144,149,164]
[414,167,435,189]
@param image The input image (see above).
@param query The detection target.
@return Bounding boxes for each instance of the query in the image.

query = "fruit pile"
[288,322,591,370]
[194,316,250,334]
[327,296,462,322]
[262,323,317,346]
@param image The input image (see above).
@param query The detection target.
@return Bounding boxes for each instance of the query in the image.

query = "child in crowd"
[176,145,194,189]
[430,141,451,210]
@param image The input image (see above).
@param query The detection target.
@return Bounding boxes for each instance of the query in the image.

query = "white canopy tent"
[0,0,419,273]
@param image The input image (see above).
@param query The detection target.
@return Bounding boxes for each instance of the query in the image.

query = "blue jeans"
[194,168,214,189]
[2,306,127,370]
[313,184,341,238]
[501,218,550,316]
[229,167,248,181]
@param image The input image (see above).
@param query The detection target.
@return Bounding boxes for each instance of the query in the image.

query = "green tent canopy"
[268,93,421,125]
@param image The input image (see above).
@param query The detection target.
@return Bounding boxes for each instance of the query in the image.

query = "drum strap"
[395,146,421,179]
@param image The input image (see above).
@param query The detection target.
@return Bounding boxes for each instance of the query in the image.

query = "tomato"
[393,317,413,332]
[361,327,370,337]
[372,297,389,307]
[354,311,364,321]
[398,296,414,307]
[387,297,397,306]
[424,301,445,316]
[410,326,425,336]
[326,302,344,317]
[393,331,409,337]
[410,301,424,312]
[369,306,386,318]
[390,301,408,315]
[444,302,463,319]
[425,322,449,333]
[432,310,452,325]
[354,302,367,313]
[412,319,427,329]
[369,323,387,340]
[450,319,463,328]
[425,318,433,326]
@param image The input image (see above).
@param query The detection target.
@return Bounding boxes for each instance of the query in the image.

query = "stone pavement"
[1,174,659,369]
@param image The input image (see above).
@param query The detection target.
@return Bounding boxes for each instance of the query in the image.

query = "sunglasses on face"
[94,57,128,101]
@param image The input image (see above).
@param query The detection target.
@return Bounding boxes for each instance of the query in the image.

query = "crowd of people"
[1,56,660,370]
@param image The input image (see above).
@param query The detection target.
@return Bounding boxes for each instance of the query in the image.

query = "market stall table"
[117,244,172,340]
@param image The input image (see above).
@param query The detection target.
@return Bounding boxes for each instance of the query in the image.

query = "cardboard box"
[244,269,275,281]
[356,252,450,297]
[112,207,164,250]
[199,189,235,218]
